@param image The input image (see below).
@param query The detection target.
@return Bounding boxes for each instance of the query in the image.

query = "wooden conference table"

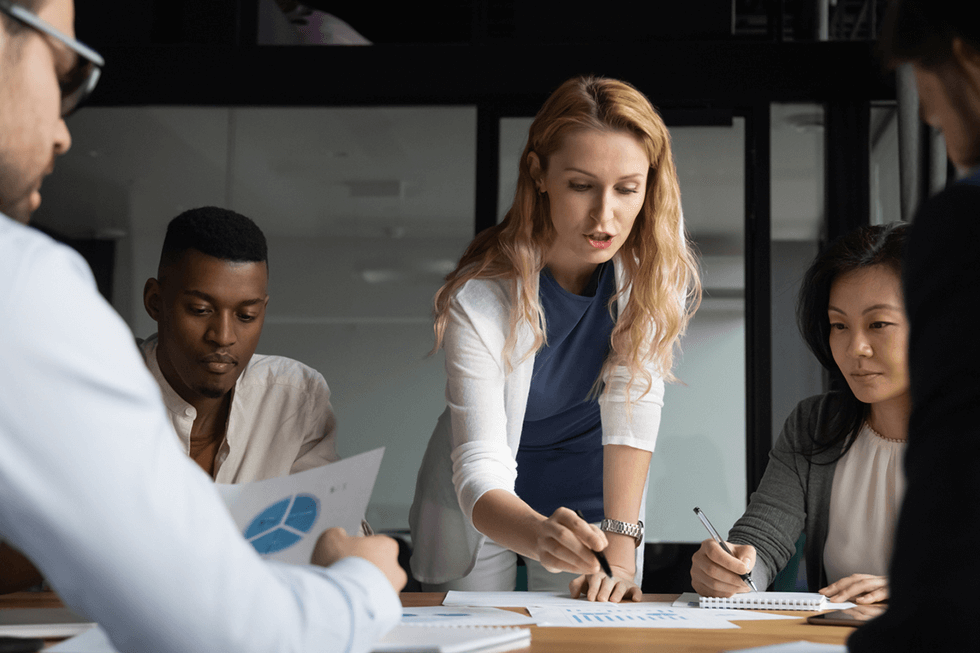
[1,591,853,652]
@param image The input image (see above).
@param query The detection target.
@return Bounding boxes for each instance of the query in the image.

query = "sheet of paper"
[528,604,739,629]
[400,606,536,626]
[443,591,590,607]
[815,600,856,611]
[48,625,117,653]
[672,592,702,608]
[0,607,95,638]
[724,642,847,653]
[673,592,857,612]
[216,447,384,564]
[374,625,531,653]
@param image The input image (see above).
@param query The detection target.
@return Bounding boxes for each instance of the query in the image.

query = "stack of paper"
[0,607,94,639]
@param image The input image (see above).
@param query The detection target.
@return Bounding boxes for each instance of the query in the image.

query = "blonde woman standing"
[410,76,700,602]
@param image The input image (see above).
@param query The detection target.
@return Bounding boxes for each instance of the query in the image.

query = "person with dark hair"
[410,76,701,601]
[849,2,980,650]
[159,205,269,269]
[691,223,910,605]
[139,206,341,482]
[0,1,404,649]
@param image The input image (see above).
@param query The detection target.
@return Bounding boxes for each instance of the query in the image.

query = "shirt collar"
[139,334,198,420]
[140,334,243,421]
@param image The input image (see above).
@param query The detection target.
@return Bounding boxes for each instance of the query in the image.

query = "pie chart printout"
[244,494,320,555]
[216,448,385,563]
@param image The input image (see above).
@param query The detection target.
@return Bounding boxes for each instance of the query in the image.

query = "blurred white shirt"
[0,213,399,653]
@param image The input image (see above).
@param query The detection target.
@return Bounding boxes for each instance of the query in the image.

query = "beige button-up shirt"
[138,334,339,483]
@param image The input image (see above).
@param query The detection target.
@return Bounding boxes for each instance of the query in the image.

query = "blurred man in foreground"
[0,1,405,650]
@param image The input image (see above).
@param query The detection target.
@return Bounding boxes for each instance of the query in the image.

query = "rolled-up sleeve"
[599,362,665,452]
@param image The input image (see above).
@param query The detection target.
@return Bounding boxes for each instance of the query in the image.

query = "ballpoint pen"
[574,509,613,577]
[693,506,759,592]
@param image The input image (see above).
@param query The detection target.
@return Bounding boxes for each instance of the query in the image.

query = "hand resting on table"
[820,573,888,604]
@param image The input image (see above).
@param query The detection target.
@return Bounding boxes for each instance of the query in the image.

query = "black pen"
[693,506,759,592]
[574,509,613,577]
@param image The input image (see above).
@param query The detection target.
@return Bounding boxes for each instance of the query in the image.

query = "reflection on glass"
[770,104,826,468]
[656,120,746,543]
[871,103,901,226]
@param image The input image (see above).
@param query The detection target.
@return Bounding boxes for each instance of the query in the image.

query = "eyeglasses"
[0,0,104,117]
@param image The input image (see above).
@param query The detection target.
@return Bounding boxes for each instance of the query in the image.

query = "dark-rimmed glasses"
[0,0,104,117]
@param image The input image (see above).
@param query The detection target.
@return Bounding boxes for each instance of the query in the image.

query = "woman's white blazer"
[409,257,665,584]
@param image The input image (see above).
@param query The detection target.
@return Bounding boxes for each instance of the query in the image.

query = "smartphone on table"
[806,603,887,627]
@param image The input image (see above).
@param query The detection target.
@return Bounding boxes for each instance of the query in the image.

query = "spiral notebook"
[698,592,829,611]
[372,625,531,653]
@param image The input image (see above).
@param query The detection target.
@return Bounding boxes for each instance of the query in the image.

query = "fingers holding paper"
[819,574,889,604]
[690,539,757,597]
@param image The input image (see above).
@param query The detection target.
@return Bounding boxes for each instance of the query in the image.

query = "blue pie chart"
[243,494,320,555]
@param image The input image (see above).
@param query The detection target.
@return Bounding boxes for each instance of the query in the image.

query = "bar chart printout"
[527,605,739,629]
[574,608,682,625]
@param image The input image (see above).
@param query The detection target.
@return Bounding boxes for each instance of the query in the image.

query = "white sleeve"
[443,286,519,524]
[599,361,664,452]
[0,230,400,653]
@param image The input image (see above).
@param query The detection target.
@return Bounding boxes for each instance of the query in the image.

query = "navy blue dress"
[514,263,616,524]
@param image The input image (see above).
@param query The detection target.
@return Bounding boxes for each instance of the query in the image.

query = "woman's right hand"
[690,539,757,597]
[533,507,607,575]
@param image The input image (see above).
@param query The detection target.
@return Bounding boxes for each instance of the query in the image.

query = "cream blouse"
[823,423,907,583]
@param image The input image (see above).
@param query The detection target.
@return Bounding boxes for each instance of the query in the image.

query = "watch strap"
[600,518,644,547]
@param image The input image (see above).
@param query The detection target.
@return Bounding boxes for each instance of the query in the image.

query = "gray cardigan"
[728,393,848,592]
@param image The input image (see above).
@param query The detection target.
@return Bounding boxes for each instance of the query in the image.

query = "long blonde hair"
[433,75,701,396]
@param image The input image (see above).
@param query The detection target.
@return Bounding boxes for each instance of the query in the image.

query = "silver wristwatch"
[600,518,644,547]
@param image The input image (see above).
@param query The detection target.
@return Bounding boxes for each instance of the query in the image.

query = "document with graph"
[527,604,740,629]
[215,447,383,565]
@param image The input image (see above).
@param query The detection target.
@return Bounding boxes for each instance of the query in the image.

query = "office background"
[33,0,946,589]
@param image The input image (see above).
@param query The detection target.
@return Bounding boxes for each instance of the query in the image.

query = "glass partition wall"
[770,103,826,443]
[39,106,477,533]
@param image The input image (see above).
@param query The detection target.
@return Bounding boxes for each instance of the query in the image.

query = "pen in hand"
[574,509,613,577]
[693,507,759,592]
